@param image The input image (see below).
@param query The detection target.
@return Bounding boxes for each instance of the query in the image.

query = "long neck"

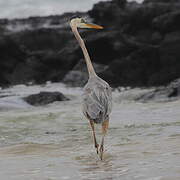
[71,25,97,77]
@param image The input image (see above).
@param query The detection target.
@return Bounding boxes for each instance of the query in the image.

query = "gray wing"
[82,78,112,122]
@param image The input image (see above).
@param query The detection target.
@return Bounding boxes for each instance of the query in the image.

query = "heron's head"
[70,17,103,29]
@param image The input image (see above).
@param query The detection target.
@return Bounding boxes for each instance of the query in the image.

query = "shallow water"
[0,83,180,180]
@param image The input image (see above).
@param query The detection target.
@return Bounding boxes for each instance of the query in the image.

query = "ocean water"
[0,0,144,19]
[0,83,179,180]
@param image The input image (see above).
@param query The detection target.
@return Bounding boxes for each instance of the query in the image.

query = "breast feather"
[82,82,112,120]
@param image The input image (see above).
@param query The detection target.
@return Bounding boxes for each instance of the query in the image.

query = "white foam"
[0,82,83,110]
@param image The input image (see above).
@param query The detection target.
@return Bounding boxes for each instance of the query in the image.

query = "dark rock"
[23,91,69,106]
[14,28,72,52]
[136,78,180,102]
[89,0,128,27]
[88,0,180,87]
[62,59,108,86]
[85,32,117,64]
[157,31,180,84]
[100,46,161,87]
[1,0,180,88]
[144,0,180,4]
[26,48,79,84]
[151,32,163,44]
[152,10,180,33]
[0,12,88,87]
[0,36,27,87]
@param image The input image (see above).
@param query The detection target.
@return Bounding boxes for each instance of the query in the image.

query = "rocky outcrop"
[144,0,180,4]
[0,13,84,86]
[23,91,69,106]
[136,78,180,102]
[89,0,180,87]
[0,0,180,88]
[62,59,108,86]
[0,36,27,87]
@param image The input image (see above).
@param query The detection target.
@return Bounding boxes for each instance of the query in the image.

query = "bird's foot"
[95,143,99,154]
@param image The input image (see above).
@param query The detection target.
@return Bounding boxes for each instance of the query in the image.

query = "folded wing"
[82,78,112,123]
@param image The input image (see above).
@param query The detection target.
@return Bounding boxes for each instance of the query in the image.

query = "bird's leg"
[99,118,109,160]
[89,120,99,154]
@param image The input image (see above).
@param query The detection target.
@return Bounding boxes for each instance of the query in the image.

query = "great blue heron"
[70,17,112,160]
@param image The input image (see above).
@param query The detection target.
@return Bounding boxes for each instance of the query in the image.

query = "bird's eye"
[81,19,85,23]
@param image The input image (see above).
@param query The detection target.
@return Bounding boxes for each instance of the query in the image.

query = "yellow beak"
[85,23,103,29]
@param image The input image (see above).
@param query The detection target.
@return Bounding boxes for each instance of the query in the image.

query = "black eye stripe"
[70,15,81,20]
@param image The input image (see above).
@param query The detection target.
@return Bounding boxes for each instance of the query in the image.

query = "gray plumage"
[82,75,112,124]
